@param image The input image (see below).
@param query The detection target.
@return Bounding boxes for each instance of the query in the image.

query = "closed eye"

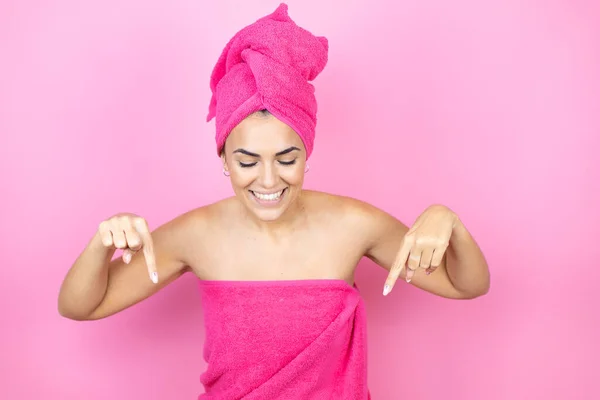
[238,159,296,168]
[278,159,296,166]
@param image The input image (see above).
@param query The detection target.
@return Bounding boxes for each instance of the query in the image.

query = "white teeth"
[252,190,283,201]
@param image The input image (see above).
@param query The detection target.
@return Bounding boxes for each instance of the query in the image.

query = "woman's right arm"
[57,211,199,321]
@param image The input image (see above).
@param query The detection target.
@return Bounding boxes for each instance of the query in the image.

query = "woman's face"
[221,112,307,222]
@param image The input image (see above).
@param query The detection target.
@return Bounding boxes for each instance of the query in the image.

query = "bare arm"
[441,217,490,297]
[58,211,201,320]
[348,199,488,299]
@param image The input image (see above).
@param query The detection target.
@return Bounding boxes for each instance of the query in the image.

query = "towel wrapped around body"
[197,279,371,399]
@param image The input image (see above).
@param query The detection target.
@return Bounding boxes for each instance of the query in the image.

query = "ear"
[220,153,229,173]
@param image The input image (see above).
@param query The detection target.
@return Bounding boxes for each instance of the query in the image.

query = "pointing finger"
[383,235,412,296]
[133,218,158,284]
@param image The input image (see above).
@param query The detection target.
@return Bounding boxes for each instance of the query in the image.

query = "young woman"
[58,4,489,399]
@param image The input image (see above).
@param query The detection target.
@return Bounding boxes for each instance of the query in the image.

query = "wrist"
[450,215,469,244]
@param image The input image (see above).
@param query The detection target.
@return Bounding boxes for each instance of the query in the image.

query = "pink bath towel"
[197,279,371,399]
[206,3,329,159]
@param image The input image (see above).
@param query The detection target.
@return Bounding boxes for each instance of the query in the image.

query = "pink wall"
[1,0,598,398]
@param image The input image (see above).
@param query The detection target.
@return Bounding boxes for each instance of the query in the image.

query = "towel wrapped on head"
[206,3,329,159]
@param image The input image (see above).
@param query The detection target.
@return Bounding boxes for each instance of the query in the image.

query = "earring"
[304,164,310,173]
[223,167,230,177]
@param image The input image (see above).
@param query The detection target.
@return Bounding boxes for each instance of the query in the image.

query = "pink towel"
[197,279,371,399]
[206,3,329,159]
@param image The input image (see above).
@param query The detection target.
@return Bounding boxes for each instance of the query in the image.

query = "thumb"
[122,248,137,264]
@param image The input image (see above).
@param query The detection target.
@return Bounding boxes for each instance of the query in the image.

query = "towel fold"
[197,279,370,399]
[206,3,329,159]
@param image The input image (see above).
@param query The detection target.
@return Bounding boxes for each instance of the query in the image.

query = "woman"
[58,4,489,399]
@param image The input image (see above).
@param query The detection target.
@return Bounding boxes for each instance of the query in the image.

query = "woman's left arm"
[441,212,490,298]
[355,200,490,299]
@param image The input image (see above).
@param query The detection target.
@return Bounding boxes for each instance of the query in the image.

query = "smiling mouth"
[249,188,287,203]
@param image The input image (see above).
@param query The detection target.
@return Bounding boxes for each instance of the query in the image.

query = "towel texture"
[197,279,370,399]
[206,3,329,159]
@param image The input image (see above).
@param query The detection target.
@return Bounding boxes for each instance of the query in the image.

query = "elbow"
[478,271,492,297]
[448,261,491,299]
[58,305,85,321]
[57,299,92,321]
[458,278,490,299]
[460,286,489,299]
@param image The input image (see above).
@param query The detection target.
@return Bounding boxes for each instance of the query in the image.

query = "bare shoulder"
[301,190,353,214]
[194,196,242,226]
[154,199,233,260]
[303,189,400,222]
[160,203,212,237]
[167,197,237,236]
[174,196,239,222]
[302,190,407,247]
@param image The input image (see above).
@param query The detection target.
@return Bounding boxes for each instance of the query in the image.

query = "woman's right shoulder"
[152,198,235,263]
[169,196,237,232]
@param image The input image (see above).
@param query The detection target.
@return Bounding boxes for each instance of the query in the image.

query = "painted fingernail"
[123,252,131,264]
[406,276,412,283]
[151,272,158,284]
[383,284,391,296]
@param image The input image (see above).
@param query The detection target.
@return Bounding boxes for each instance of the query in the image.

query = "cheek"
[230,169,256,189]
[280,165,305,185]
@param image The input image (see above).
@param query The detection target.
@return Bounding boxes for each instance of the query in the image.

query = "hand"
[98,213,158,284]
[383,205,457,296]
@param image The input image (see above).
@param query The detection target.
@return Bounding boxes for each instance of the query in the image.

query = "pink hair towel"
[206,3,329,159]
[197,279,371,399]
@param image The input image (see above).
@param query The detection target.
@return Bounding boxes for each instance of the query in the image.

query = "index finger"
[383,236,412,295]
[133,218,158,284]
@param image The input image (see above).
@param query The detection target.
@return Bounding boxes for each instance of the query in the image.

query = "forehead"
[227,114,304,153]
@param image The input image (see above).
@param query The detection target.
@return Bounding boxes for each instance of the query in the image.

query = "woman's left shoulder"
[303,190,384,221]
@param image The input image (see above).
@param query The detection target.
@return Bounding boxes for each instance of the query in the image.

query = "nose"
[258,162,278,189]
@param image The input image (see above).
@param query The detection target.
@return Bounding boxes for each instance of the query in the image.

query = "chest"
[196,225,366,282]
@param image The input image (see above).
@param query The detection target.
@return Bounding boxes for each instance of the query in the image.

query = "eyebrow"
[233,146,301,157]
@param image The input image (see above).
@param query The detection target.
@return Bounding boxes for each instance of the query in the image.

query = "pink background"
[1,0,599,399]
